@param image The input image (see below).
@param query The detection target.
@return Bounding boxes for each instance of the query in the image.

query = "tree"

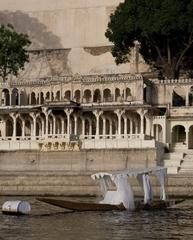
[0,24,31,82]
[105,0,193,79]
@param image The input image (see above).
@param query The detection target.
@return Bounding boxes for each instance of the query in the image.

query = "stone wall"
[0,148,156,195]
[0,148,157,172]
[0,0,149,76]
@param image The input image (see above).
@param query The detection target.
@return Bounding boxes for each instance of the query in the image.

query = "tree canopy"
[105,0,193,79]
[0,24,31,82]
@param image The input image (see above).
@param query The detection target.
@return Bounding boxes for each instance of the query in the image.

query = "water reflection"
[0,197,193,240]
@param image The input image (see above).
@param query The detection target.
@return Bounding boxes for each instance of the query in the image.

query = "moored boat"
[37,167,184,211]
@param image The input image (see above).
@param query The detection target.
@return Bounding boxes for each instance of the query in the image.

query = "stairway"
[164,150,193,174]
[178,151,193,174]
[163,152,184,174]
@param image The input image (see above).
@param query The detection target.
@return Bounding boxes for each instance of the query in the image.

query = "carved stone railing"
[7,73,143,87]
[150,78,193,85]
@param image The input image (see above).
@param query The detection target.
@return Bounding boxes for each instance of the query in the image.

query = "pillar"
[102,117,106,137]
[89,119,92,136]
[61,118,65,135]
[18,90,21,106]
[137,109,148,139]
[129,118,133,134]
[186,92,189,106]
[41,118,45,136]
[9,91,12,106]
[93,110,103,139]
[186,130,189,149]
[12,115,16,139]
[29,113,37,139]
[124,117,127,136]
[21,118,25,138]
[74,115,78,135]
[64,109,73,139]
[114,109,125,138]
[82,118,85,137]
[52,115,56,135]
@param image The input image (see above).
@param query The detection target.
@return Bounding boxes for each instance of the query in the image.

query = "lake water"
[0,196,193,240]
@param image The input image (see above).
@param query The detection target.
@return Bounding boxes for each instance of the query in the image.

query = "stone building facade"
[0,0,193,175]
[1,74,193,155]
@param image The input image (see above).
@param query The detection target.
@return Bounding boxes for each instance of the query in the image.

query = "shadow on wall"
[0,10,62,50]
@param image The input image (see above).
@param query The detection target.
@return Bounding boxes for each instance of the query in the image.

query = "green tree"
[0,24,31,82]
[105,0,193,79]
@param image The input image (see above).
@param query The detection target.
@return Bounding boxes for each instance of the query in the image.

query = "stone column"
[30,113,37,139]
[41,117,45,136]
[93,110,103,139]
[137,109,148,139]
[156,125,159,141]
[9,91,12,106]
[102,116,106,137]
[0,89,2,106]
[145,115,152,136]
[74,115,78,135]
[64,109,73,139]
[81,117,85,137]
[42,108,51,137]
[114,109,125,138]
[129,118,133,134]
[52,115,56,136]
[61,117,65,135]
[21,118,25,138]
[186,92,189,106]
[109,119,113,137]
[10,113,17,140]
[186,129,189,149]
[89,119,92,136]
[123,116,127,136]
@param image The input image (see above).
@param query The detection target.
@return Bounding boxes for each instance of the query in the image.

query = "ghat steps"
[164,150,193,174]
[0,171,193,197]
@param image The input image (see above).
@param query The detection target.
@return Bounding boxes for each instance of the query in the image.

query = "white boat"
[38,167,184,211]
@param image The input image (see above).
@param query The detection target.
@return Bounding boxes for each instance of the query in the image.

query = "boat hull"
[37,198,184,212]
[37,198,125,211]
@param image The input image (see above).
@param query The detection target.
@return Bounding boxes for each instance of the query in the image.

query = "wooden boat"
[37,198,125,211]
[37,167,184,212]
[37,198,184,212]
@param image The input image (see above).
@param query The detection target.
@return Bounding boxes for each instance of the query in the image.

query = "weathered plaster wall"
[0,0,149,76]
[0,148,157,195]
[0,149,156,172]
[0,149,192,197]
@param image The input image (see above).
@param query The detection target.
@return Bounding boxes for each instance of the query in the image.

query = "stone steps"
[163,152,184,174]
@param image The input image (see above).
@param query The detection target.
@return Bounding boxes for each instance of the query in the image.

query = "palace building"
[0,0,193,176]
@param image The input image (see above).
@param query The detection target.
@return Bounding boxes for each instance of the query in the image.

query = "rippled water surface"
[0,197,193,240]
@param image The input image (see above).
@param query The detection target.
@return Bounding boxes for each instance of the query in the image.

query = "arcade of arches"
[1,74,193,152]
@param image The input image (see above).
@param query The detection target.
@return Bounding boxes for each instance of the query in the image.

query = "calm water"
[0,196,193,240]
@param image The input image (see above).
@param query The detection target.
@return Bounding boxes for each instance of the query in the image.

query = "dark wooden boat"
[37,198,184,212]
[37,198,125,211]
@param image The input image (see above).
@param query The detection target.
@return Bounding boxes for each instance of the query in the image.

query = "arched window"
[45,92,50,102]
[11,88,19,106]
[40,92,44,104]
[93,89,101,103]
[172,125,186,148]
[2,89,10,106]
[189,86,193,106]
[83,89,92,103]
[103,89,112,102]
[115,88,121,102]
[56,91,60,101]
[31,92,36,105]
[65,91,71,101]
[74,90,81,103]
[126,88,132,101]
